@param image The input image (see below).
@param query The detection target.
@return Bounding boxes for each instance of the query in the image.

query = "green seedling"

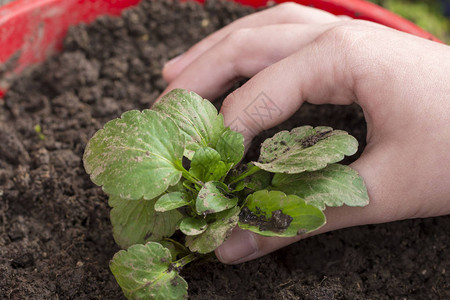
[83,89,369,299]
[34,124,45,140]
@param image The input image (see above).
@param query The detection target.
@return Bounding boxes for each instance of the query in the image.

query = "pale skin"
[158,3,450,264]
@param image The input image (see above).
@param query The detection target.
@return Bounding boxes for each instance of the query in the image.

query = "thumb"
[214,148,397,264]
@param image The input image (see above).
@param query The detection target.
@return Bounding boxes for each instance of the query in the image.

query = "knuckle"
[274,2,301,13]
[321,20,374,49]
[318,21,374,64]
[323,23,358,46]
[224,28,255,71]
[351,19,385,29]
[311,21,378,93]
[225,28,252,48]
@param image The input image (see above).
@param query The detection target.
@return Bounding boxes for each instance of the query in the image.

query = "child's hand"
[160,3,450,264]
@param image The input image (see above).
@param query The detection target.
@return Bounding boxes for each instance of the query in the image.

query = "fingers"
[210,22,438,264]
[219,28,359,142]
[211,25,363,264]
[163,3,340,82]
[156,23,337,103]
[218,20,400,142]
[214,45,450,264]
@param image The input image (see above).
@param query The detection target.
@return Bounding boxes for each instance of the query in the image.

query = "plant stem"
[163,238,189,253]
[182,169,202,185]
[174,253,201,269]
[182,181,197,194]
[228,165,261,185]
[176,162,203,187]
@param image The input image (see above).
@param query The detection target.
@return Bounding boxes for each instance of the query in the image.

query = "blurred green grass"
[370,0,450,43]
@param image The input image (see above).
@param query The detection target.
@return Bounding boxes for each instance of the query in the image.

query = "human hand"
[159,3,450,264]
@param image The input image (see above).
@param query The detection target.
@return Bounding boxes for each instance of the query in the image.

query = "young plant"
[83,89,369,299]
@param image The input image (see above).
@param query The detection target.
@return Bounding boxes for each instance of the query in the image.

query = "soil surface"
[0,1,449,299]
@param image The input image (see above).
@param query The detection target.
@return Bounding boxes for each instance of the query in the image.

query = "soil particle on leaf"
[298,129,333,148]
[171,277,180,286]
[168,263,175,273]
[1,1,449,299]
[239,207,293,233]
[271,209,293,230]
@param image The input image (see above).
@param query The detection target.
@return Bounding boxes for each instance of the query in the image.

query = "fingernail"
[165,53,184,67]
[216,229,258,264]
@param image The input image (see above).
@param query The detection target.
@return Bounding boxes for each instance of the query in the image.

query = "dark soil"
[239,207,294,233]
[0,0,449,299]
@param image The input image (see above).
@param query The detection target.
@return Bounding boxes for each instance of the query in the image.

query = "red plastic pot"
[0,0,442,98]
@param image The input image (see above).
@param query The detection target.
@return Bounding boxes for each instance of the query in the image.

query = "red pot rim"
[0,0,442,98]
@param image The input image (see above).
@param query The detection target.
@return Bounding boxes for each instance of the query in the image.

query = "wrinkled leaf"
[153,89,226,159]
[271,164,369,210]
[189,147,228,182]
[154,192,191,212]
[84,110,184,200]
[186,207,240,254]
[216,129,244,166]
[196,181,238,215]
[238,190,325,237]
[109,195,183,249]
[179,217,208,236]
[110,242,187,300]
[253,126,358,174]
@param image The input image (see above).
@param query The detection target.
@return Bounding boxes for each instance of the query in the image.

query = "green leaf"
[154,192,191,212]
[186,207,240,254]
[204,161,229,182]
[189,147,228,182]
[153,89,226,159]
[110,242,187,300]
[216,129,244,166]
[83,109,184,200]
[232,181,246,192]
[190,147,221,176]
[196,181,238,215]
[271,164,369,210]
[159,240,188,261]
[179,217,208,236]
[109,195,183,249]
[253,126,358,174]
[238,190,325,237]
[244,169,272,191]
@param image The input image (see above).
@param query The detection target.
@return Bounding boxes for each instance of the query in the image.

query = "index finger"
[162,3,339,82]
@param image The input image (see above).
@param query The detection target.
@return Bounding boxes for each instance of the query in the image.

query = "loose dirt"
[1,1,448,299]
